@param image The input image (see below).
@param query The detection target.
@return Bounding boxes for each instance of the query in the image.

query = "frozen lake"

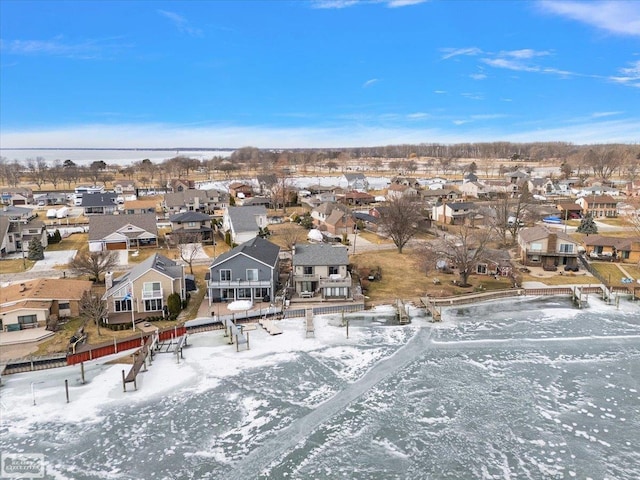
[1,297,639,479]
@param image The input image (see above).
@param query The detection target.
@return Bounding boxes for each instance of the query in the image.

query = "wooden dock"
[123,333,156,391]
[396,299,410,324]
[572,286,589,308]
[420,297,442,321]
[259,318,283,335]
[305,308,315,337]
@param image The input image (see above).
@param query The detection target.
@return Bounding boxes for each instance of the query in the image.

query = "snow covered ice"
[1,298,639,479]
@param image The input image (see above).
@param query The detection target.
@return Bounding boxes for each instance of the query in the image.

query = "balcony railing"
[142,289,163,299]
[208,279,271,288]
[525,249,577,257]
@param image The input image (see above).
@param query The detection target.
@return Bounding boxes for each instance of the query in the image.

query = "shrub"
[167,292,182,317]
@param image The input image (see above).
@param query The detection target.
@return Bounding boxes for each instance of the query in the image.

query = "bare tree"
[426,225,494,286]
[79,290,107,336]
[492,185,534,246]
[47,159,63,188]
[27,157,48,189]
[69,251,119,282]
[175,232,203,274]
[377,196,426,253]
[278,222,303,253]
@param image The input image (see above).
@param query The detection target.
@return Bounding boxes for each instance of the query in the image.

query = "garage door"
[106,241,127,250]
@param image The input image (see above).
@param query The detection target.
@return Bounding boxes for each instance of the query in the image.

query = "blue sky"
[1,0,639,148]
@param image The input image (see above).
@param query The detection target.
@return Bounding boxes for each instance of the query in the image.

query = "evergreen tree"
[576,213,598,236]
[27,237,45,260]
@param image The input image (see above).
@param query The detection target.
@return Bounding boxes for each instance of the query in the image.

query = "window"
[187,222,197,227]
[476,264,487,274]
[559,244,574,253]
[114,299,132,312]
[303,266,314,275]
[254,288,269,299]
[530,242,542,252]
[144,298,163,311]
[220,269,231,281]
[143,282,162,297]
[246,269,258,281]
[329,266,339,275]
[18,314,37,325]
[58,302,70,310]
[237,288,252,299]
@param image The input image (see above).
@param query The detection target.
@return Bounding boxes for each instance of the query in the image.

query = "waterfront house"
[222,206,268,245]
[292,243,352,300]
[517,226,580,270]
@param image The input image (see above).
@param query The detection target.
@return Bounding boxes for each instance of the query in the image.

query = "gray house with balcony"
[207,237,280,305]
[292,243,352,300]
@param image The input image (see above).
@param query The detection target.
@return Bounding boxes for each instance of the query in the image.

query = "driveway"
[31,250,77,271]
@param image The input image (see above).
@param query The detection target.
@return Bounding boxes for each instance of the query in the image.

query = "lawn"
[590,262,627,286]
[0,258,36,274]
[350,248,513,305]
[622,264,640,280]
[520,271,596,286]
[46,232,88,253]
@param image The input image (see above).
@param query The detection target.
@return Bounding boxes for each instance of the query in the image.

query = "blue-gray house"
[207,237,280,305]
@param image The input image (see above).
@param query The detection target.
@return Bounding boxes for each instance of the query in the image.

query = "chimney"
[547,233,557,253]
[105,271,113,290]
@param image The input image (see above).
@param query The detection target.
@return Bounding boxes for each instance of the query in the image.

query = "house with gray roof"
[163,188,228,215]
[343,172,368,191]
[168,211,214,243]
[292,243,352,300]
[81,192,118,215]
[88,213,158,251]
[102,253,185,325]
[0,205,46,256]
[222,206,268,245]
[207,237,280,305]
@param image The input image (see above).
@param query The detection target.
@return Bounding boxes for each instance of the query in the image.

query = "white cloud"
[312,0,426,8]
[538,0,640,37]
[591,111,623,118]
[362,78,379,88]
[407,112,429,119]
[469,73,487,80]
[158,10,203,37]
[440,47,482,60]
[433,90,447,94]
[500,48,551,59]
[386,0,428,7]
[0,37,130,59]
[609,59,640,87]
[461,92,484,100]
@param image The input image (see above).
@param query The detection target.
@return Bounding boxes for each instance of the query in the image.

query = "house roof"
[0,205,33,217]
[0,278,93,305]
[583,235,634,250]
[325,209,353,226]
[210,236,279,269]
[447,201,475,210]
[518,225,577,244]
[580,195,617,204]
[81,192,117,208]
[123,198,160,210]
[344,173,367,181]
[293,243,349,266]
[226,206,267,234]
[88,213,157,241]
[105,253,183,298]
[169,211,211,223]
[0,216,10,244]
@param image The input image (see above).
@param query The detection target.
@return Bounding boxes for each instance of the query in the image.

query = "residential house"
[102,253,186,325]
[241,196,272,208]
[81,192,118,215]
[575,195,618,218]
[1,187,33,206]
[324,209,355,236]
[463,172,479,183]
[583,235,640,264]
[122,197,159,215]
[311,202,349,228]
[340,191,375,206]
[528,178,554,196]
[556,201,583,220]
[577,185,620,197]
[163,189,228,215]
[292,243,352,300]
[460,181,491,199]
[353,211,379,232]
[505,170,530,184]
[420,189,460,204]
[207,236,280,305]
[228,182,254,199]
[114,181,137,195]
[343,172,369,191]
[168,179,195,192]
[432,201,475,225]
[387,183,418,199]
[0,278,93,332]
[0,205,47,255]
[88,213,158,251]
[168,211,214,243]
[36,192,67,206]
[256,174,278,196]
[222,206,268,245]
[518,226,580,270]
[474,248,513,277]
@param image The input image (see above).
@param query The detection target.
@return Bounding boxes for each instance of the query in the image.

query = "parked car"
[564,264,579,272]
